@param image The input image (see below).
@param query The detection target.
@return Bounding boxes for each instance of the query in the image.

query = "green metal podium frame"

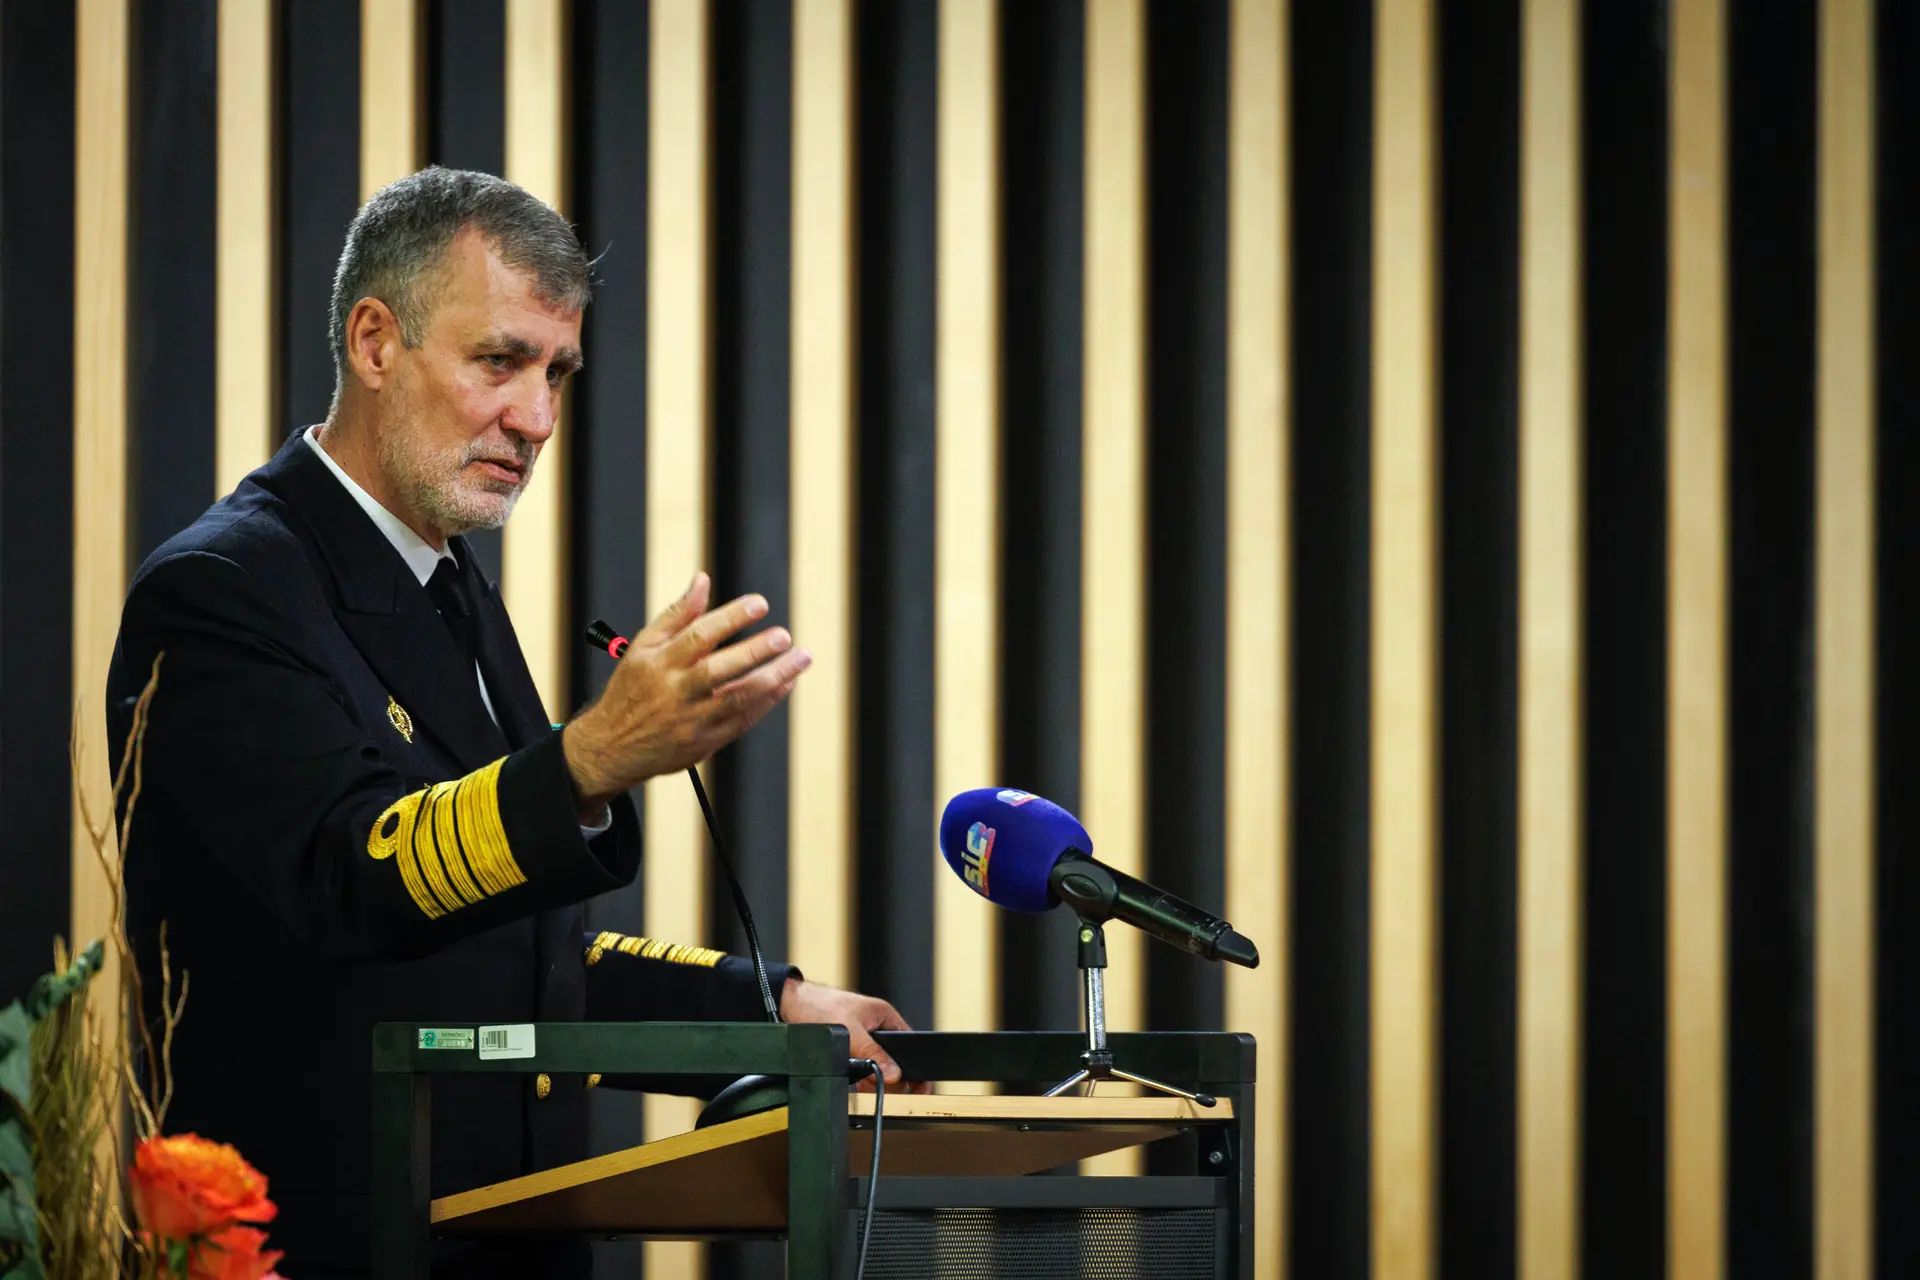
[371,1024,1255,1279]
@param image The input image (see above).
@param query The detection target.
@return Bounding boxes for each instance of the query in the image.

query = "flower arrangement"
[0,659,287,1280]
[127,1137,279,1280]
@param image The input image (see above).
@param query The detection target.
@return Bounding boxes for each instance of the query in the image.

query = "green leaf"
[0,1249,48,1280]
[0,1122,31,1191]
[0,1008,31,1112]
[20,943,104,1024]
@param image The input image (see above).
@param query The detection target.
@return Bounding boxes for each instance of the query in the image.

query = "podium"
[372,1022,1255,1279]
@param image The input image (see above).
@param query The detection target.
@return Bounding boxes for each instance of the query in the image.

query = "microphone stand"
[1041,917,1217,1107]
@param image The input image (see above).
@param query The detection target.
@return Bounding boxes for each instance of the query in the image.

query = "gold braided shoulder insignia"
[585,930,724,968]
[368,757,523,919]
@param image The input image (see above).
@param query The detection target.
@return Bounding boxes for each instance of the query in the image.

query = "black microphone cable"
[582,620,781,1023]
[852,1058,885,1280]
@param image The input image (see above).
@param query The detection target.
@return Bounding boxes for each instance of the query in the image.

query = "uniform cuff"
[498,730,640,898]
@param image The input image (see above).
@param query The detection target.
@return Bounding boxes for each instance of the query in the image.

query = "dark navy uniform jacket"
[106,432,791,1278]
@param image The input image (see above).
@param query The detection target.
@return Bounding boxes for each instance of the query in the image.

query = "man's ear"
[344,297,403,391]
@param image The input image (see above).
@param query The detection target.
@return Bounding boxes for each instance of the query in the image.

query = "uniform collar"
[246,429,519,767]
[302,425,453,588]
[248,428,493,618]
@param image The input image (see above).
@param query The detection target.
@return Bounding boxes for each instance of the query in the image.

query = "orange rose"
[129,1134,277,1239]
[186,1225,284,1280]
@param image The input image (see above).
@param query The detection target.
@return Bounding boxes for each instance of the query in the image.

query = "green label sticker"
[418,1028,475,1050]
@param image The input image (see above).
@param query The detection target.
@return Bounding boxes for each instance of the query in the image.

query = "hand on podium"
[778,977,928,1092]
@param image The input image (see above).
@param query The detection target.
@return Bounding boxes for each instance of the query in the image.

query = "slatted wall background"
[0,1,1908,1277]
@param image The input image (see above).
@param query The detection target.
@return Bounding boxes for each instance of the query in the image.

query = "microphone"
[584,618,629,659]
[938,788,1260,968]
[580,619,779,1023]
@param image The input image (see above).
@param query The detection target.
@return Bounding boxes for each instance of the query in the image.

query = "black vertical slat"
[0,0,76,1006]
[1581,3,1670,1275]
[569,19,649,1280]
[1727,1,1819,1273]
[707,0,792,959]
[281,0,361,439]
[1143,0,1228,1047]
[570,0,649,716]
[1287,0,1372,1272]
[998,0,1086,1042]
[1875,0,1918,1271]
[1436,0,1521,1273]
[427,0,506,174]
[855,0,938,1030]
[426,0,507,579]
[707,6,792,1278]
[128,0,218,560]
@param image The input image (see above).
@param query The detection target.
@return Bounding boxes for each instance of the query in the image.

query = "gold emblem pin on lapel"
[387,696,414,743]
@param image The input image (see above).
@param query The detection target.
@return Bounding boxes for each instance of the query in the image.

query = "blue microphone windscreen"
[939,789,1092,914]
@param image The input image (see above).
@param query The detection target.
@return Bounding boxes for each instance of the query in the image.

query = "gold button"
[535,1073,551,1099]
[586,1073,602,1089]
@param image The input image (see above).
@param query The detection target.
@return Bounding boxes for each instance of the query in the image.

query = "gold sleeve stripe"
[367,757,524,919]
[429,781,485,907]
[587,930,725,968]
[456,758,525,896]
[369,790,445,919]
[409,796,468,915]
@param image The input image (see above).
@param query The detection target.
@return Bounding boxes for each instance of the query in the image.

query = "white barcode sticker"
[477,1024,536,1060]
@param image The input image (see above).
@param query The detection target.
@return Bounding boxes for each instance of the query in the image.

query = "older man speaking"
[106,168,907,1279]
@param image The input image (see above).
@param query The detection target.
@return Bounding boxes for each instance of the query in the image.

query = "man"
[107,168,908,1278]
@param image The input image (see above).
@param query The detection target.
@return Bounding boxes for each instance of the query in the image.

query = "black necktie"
[426,557,479,668]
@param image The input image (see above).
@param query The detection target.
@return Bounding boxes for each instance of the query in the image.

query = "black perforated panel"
[859,1206,1221,1279]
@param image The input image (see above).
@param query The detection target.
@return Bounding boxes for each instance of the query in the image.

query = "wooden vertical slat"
[1225,0,1288,1265]
[789,0,857,991]
[501,0,570,719]
[71,0,130,1012]
[1079,0,1147,1176]
[1518,0,1583,1276]
[359,0,422,199]
[1370,0,1438,1270]
[1667,1,1728,1277]
[1815,0,1875,1275]
[645,3,712,1275]
[216,0,276,493]
[933,0,1001,1043]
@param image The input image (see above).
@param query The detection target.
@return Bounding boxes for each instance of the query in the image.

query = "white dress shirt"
[304,426,610,836]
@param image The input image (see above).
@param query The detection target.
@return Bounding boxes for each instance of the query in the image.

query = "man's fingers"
[871,1001,912,1033]
[635,572,712,644]
[667,593,771,663]
[849,1030,903,1088]
[707,649,811,724]
[694,627,793,692]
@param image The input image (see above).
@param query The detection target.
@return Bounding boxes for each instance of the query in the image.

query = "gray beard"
[376,427,531,540]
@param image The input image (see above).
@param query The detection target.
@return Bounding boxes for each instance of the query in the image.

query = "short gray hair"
[329,167,592,396]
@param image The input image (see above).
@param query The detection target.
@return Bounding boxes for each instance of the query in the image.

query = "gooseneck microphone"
[581,619,779,1023]
[584,616,889,1279]
[939,788,1260,968]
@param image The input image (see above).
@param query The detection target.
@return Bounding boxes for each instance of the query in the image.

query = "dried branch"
[149,925,186,1135]
[66,656,174,1141]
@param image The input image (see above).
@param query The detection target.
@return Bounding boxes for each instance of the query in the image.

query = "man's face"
[376,229,584,538]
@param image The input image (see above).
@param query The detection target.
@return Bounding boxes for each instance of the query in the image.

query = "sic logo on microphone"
[996,789,1037,807]
[962,822,996,893]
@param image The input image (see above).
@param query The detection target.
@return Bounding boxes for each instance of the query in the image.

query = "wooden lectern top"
[431,1093,1233,1237]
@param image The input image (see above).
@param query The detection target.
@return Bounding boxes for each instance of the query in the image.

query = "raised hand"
[561,572,811,806]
